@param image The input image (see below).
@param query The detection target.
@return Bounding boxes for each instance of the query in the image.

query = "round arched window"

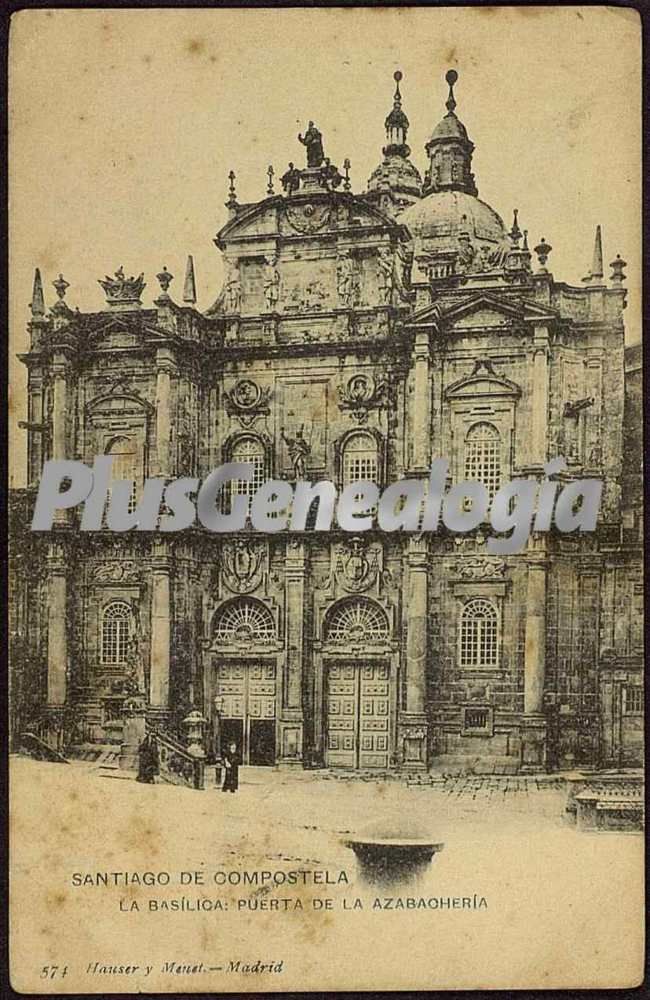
[325,598,389,644]
[212,599,276,644]
[459,598,499,668]
[101,601,132,664]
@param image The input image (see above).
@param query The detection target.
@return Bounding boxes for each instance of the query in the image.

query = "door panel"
[326,661,390,769]
[358,662,390,769]
[215,661,276,765]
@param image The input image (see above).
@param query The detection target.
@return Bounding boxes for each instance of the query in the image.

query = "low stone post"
[119,694,147,771]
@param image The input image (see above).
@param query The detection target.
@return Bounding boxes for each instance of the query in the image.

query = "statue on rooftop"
[298,121,325,168]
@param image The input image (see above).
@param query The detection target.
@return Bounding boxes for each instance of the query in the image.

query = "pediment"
[86,385,154,417]
[410,293,557,330]
[216,192,404,247]
[445,360,521,400]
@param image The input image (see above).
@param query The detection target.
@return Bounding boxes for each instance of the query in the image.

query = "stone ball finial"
[446,69,458,86]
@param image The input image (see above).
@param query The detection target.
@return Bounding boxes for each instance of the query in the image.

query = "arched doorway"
[323,598,392,770]
[210,599,278,766]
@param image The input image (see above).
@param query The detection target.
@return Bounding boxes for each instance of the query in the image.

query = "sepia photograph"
[7,5,644,993]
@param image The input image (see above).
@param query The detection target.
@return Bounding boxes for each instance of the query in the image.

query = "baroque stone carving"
[336,250,358,307]
[338,373,387,422]
[376,247,393,304]
[285,202,331,234]
[263,255,281,311]
[224,379,271,427]
[222,538,266,594]
[281,426,311,478]
[456,558,506,580]
[334,537,381,593]
[224,259,241,312]
[94,561,141,583]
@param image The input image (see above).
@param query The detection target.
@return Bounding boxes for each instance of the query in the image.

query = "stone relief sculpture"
[336,250,357,308]
[281,426,311,478]
[224,259,241,312]
[376,247,394,304]
[263,255,281,311]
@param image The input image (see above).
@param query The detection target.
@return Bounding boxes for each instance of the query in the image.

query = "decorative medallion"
[338,373,387,422]
[224,379,271,427]
[285,202,331,234]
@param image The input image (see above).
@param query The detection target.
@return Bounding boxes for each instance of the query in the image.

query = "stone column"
[149,541,171,718]
[281,539,305,766]
[530,328,549,466]
[411,331,431,472]
[155,350,175,477]
[521,538,548,770]
[398,535,428,769]
[46,542,68,707]
[27,370,44,485]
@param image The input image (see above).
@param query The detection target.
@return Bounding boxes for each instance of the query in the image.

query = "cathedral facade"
[11,71,643,773]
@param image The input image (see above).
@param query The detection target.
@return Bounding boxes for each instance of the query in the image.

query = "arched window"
[459,599,499,669]
[212,598,276,644]
[325,598,390,644]
[464,422,501,499]
[342,432,379,488]
[229,436,266,508]
[101,601,132,664]
[106,436,140,514]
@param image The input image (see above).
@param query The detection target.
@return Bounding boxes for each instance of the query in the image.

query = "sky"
[9,6,642,483]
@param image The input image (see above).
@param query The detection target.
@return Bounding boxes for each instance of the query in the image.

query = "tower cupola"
[423,70,478,197]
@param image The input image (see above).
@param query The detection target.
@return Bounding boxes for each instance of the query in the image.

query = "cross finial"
[267,165,275,196]
[227,170,237,208]
[445,68,458,113]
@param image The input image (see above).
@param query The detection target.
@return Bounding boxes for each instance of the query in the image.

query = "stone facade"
[10,72,643,772]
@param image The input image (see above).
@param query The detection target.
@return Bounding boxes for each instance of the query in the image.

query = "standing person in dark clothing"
[222,741,241,793]
[136,733,159,784]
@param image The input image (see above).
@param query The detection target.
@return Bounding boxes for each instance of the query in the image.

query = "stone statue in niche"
[281,426,311,478]
[263,255,281,311]
[376,247,394,304]
[336,250,357,308]
[224,259,241,312]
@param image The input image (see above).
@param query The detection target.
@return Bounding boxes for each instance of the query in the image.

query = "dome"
[400,189,507,250]
[367,154,422,198]
[428,112,469,144]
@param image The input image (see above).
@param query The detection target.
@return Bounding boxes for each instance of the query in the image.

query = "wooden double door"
[215,661,276,765]
[325,661,391,769]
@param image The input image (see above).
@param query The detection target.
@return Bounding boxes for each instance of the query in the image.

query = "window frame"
[101,600,133,665]
[458,597,500,671]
